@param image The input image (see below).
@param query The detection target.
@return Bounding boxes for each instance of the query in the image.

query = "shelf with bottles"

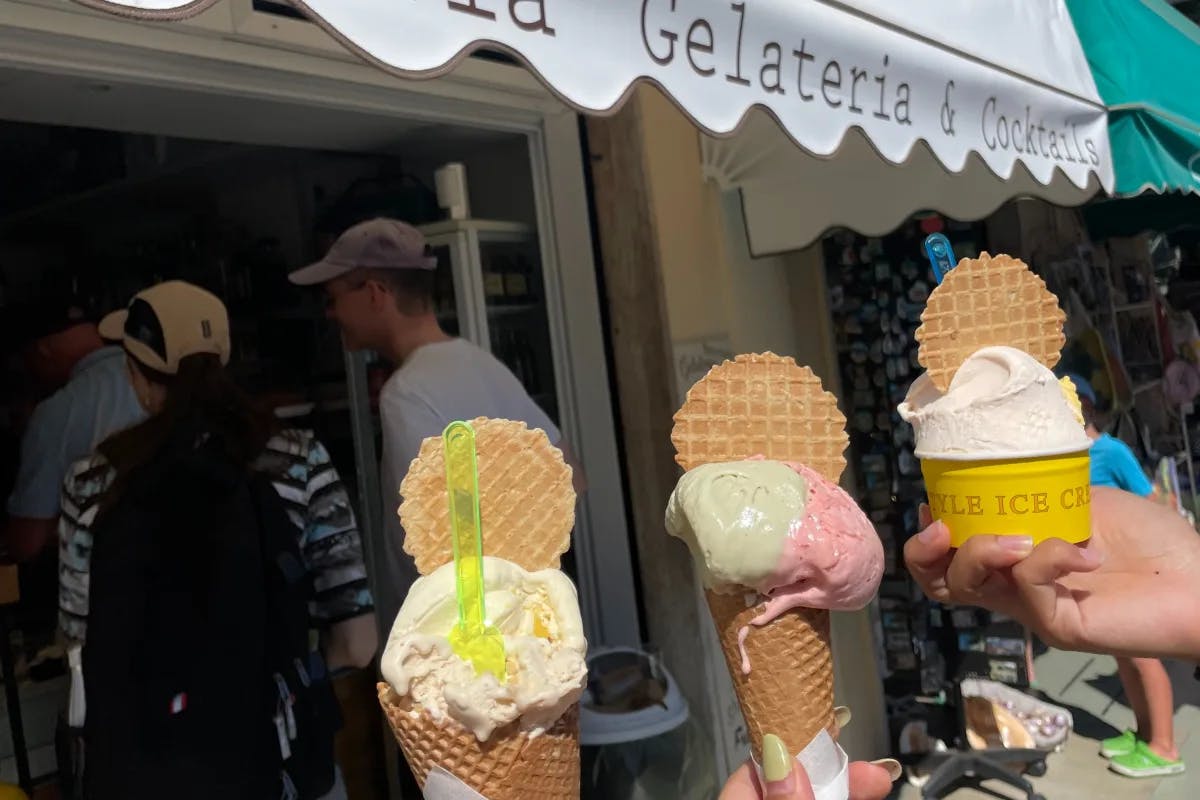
[480,249,541,309]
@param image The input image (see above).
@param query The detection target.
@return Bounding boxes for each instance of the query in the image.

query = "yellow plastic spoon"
[443,421,507,681]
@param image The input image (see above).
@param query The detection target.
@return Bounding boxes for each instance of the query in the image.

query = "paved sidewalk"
[895,647,1199,799]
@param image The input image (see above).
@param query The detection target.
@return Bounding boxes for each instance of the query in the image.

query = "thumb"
[762,734,816,799]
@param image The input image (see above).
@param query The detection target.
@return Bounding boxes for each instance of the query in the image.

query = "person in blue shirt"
[1067,374,1183,779]
[3,300,146,656]
[3,300,145,563]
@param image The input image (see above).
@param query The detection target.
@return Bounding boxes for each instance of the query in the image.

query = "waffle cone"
[916,251,1065,391]
[378,684,580,799]
[400,418,575,574]
[672,353,847,482]
[705,590,835,763]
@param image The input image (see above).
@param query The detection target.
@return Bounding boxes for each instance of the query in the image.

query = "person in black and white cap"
[290,218,586,642]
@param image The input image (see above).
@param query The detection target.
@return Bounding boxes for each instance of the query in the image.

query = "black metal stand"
[915,679,1048,800]
[918,747,1047,800]
[0,604,32,794]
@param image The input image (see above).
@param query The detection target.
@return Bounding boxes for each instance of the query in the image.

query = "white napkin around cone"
[753,729,850,800]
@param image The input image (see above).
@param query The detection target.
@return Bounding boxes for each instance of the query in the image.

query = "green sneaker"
[1099,730,1137,759]
[1109,742,1185,778]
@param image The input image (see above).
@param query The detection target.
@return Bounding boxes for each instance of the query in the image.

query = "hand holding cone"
[669,353,881,765]
[381,418,582,799]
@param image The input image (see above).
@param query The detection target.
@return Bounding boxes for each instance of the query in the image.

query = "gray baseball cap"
[289,218,437,286]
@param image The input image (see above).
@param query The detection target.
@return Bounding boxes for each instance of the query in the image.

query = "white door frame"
[0,0,642,649]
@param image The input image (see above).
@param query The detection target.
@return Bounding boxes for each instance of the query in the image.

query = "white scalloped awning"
[704,109,1107,256]
[79,0,1112,250]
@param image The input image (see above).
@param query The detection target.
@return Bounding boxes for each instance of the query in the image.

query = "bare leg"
[1117,656,1151,740]
[1130,657,1178,761]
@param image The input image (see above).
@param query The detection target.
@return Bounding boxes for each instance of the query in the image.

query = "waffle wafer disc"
[916,252,1065,392]
[400,417,574,575]
[671,353,847,482]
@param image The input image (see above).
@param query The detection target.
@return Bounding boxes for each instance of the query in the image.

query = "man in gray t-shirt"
[4,301,144,563]
[289,218,584,637]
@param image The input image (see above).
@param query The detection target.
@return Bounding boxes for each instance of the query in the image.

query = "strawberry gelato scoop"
[667,458,883,610]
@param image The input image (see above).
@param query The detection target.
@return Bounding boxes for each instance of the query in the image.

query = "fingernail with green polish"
[762,734,793,784]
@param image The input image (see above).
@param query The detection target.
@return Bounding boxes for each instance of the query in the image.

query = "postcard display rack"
[823,219,1032,754]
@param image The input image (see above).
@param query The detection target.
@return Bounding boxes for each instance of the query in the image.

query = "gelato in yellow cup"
[920,450,1091,547]
[899,347,1094,546]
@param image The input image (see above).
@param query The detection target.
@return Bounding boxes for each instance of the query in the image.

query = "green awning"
[1067,0,1200,196]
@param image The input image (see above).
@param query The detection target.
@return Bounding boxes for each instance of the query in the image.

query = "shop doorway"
[0,54,638,790]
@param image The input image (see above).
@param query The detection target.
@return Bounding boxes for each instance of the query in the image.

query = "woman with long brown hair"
[58,281,376,800]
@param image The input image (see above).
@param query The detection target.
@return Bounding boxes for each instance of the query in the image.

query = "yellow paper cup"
[920,450,1091,547]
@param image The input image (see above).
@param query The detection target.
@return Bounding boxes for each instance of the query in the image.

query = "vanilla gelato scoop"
[899,346,1090,457]
[381,557,587,742]
[666,459,883,610]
